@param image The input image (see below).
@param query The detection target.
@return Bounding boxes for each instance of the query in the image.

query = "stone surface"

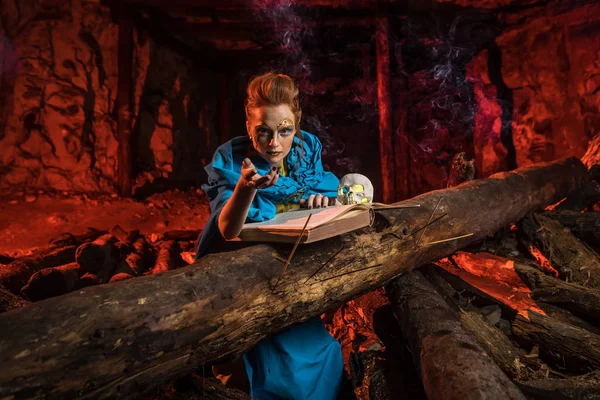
[0,0,217,193]
[497,2,600,167]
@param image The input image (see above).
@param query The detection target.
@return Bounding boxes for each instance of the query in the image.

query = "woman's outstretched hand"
[240,158,279,189]
[299,194,340,209]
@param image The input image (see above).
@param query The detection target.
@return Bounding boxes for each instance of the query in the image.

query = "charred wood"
[512,311,600,370]
[516,370,600,400]
[350,350,392,400]
[555,181,600,211]
[514,262,600,325]
[421,266,525,380]
[520,213,600,288]
[189,376,251,400]
[149,240,182,275]
[0,245,78,293]
[75,234,120,283]
[387,270,525,399]
[542,210,600,250]
[20,262,81,301]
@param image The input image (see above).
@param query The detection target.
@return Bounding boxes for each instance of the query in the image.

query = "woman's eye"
[257,128,270,136]
[279,128,293,137]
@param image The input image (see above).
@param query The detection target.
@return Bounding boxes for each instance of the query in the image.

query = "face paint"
[247,105,296,166]
[277,118,294,131]
[337,174,374,205]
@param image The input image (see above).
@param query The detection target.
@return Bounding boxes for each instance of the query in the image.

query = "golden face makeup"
[277,118,294,131]
[246,105,296,166]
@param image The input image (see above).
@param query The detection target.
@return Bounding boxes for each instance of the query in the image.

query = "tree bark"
[0,157,586,400]
[20,262,81,301]
[512,310,600,370]
[520,212,600,288]
[542,210,600,249]
[514,262,600,324]
[555,180,600,211]
[386,270,525,400]
[422,266,526,380]
[516,371,600,400]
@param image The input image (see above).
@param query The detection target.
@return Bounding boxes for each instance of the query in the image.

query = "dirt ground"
[0,188,210,258]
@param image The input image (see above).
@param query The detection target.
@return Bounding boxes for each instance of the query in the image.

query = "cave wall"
[0,0,599,198]
[495,2,600,168]
[0,0,216,194]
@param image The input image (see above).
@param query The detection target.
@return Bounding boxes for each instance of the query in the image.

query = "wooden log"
[190,375,251,400]
[75,234,120,283]
[349,350,392,400]
[0,245,78,293]
[0,157,586,400]
[130,237,153,275]
[555,180,600,211]
[512,310,600,370]
[0,287,29,313]
[48,228,106,248]
[434,262,600,335]
[421,266,525,380]
[520,212,600,288]
[108,232,145,283]
[148,240,182,275]
[386,270,525,400]
[542,210,600,249]
[517,370,600,400]
[513,262,600,324]
[20,262,81,301]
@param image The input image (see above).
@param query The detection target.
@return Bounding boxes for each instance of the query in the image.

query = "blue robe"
[195,131,344,400]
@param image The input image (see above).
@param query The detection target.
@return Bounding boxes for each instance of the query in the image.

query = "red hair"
[245,72,302,130]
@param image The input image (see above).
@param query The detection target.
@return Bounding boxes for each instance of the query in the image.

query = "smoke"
[393,11,496,164]
[0,36,22,79]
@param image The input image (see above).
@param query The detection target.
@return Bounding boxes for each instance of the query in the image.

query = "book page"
[242,204,364,232]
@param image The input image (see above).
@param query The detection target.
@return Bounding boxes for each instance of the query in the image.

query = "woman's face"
[246,104,296,166]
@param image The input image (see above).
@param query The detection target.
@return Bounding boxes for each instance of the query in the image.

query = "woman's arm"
[218,158,278,240]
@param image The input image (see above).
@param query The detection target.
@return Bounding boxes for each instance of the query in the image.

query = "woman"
[195,72,344,399]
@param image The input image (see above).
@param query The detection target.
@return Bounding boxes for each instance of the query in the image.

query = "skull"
[337,174,374,205]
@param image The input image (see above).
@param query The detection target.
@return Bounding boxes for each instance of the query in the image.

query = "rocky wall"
[496,2,600,167]
[0,0,216,194]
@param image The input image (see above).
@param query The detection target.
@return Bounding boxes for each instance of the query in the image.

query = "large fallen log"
[386,270,525,399]
[0,157,587,400]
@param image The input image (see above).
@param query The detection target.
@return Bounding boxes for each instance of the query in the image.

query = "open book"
[232,203,417,244]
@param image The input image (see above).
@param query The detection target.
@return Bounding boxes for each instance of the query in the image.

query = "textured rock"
[497,2,600,167]
[0,0,217,193]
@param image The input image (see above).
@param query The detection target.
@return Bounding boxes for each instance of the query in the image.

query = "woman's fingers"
[321,195,328,208]
[307,194,315,209]
[314,193,323,208]
[256,166,279,189]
